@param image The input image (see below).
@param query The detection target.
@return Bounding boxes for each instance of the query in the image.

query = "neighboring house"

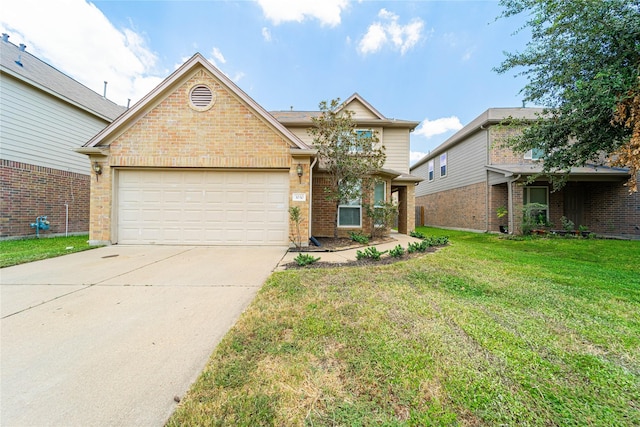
[0,34,125,238]
[411,108,639,237]
[77,53,420,246]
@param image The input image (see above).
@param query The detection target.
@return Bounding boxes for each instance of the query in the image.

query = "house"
[270,93,421,239]
[77,53,421,246]
[0,34,125,238]
[411,108,639,237]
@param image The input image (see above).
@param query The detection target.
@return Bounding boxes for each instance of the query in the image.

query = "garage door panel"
[117,170,288,245]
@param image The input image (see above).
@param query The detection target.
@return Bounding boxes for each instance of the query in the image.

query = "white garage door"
[117,170,289,245]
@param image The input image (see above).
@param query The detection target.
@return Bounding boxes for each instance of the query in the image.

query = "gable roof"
[411,107,545,170]
[270,93,419,130]
[0,37,126,121]
[339,93,386,120]
[83,53,309,150]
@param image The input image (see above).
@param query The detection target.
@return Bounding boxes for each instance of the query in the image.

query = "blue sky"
[1,0,532,163]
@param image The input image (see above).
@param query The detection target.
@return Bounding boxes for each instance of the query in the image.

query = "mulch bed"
[301,236,395,252]
[283,236,440,269]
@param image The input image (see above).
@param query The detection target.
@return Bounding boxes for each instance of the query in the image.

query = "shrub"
[407,240,428,253]
[294,253,320,266]
[349,231,369,244]
[560,216,575,232]
[410,230,426,239]
[389,244,405,258]
[365,201,399,239]
[425,236,449,246]
[356,247,387,261]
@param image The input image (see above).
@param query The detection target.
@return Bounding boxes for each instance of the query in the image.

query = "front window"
[428,160,434,181]
[338,181,362,227]
[373,181,386,227]
[440,153,447,177]
[524,186,549,223]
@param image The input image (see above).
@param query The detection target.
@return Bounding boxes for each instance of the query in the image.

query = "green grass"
[0,235,96,268]
[168,228,640,426]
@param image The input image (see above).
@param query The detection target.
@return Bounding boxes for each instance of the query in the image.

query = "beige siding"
[345,99,379,120]
[414,129,488,197]
[0,75,110,175]
[287,127,313,145]
[382,128,409,173]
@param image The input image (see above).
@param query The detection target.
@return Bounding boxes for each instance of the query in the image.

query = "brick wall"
[489,126,538,165]
[311,174,395,238]
[584,180,640,236]
[88,66,304,244]
[1,160,90,238]
[488,184,508,232]
[416,181,487,231]
[311,174,336,237]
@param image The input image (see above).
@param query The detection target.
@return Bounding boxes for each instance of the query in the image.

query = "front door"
[564,183,585,227]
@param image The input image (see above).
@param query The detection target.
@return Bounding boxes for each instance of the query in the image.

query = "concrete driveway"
[0,245,287,427]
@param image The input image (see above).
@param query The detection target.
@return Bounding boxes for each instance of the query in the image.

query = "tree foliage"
[612,77,640,192]
[496,0,640,189]
[308,98,386,236]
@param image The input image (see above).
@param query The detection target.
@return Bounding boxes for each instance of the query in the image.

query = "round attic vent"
[189,84,214,111]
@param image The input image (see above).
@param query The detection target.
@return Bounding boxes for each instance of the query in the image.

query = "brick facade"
[1,160,90,238]
[416,182,486,230]
[86,66,312,245]
[82,57,418,244]
[311,173,399,238]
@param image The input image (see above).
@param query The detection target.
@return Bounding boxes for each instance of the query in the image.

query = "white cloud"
[0,0,165,106]
[210,47,226,66]
[262,27,272,42]
[414,116,463,138]
[410,151,428,164]
[359,23,387,54]
[358,9,424,55]
[256,0,348,27]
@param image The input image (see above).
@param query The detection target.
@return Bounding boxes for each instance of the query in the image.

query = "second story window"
[353,129,373,153]
[524,148,544,160]
[440,153,447,177]
[428,160,434,181]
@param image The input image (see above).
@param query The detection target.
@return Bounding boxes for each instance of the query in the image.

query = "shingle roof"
[0,38,126,121]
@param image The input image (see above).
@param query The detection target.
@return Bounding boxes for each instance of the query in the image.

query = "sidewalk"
[276,231,422,270]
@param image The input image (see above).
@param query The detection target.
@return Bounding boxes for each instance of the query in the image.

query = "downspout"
[507,174,522,234]
[308,157,318,241]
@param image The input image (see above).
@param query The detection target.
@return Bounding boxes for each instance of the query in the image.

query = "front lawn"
[0,235,95,268]
[168,228,640,426]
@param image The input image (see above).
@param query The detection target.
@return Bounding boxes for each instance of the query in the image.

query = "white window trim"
[440,152,448,177]
[337,180,362,228]
[428,160,434,182]
[352,129,373,153]
[373,181,387,228]
[337,205,362,228]
[524,149,544,160]
[524,186,549,220]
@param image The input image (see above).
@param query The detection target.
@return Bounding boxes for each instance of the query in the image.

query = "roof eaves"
[85,53,310,150]
[411,107,546,170]
[338,93,386,120]
[1,66,123,122]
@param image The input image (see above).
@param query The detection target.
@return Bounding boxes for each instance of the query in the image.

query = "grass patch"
[168,228,640,426]
[0,235,96,268]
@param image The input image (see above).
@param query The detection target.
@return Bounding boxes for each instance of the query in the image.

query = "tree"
[612,76,640,192]
[308,98,386,238]
[495,0,640,190]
